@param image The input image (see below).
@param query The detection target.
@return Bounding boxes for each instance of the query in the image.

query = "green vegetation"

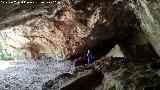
[0,44,14,61]
[0,53,14,61]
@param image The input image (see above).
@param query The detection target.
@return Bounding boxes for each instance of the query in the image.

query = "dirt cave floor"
[0,58,75,90]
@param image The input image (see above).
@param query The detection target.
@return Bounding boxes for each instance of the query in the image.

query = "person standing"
[86,50,93,64]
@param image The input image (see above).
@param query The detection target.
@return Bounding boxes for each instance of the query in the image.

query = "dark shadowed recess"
[61,70,103,90]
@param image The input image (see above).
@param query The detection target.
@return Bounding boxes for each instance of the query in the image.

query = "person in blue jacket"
[86,50,93,64]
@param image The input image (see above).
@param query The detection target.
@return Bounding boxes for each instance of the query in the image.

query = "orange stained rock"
[27,42,41,59]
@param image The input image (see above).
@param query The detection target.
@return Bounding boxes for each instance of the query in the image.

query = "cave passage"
[0,0,160,90]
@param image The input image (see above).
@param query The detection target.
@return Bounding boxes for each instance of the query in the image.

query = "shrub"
[0,53,14,61]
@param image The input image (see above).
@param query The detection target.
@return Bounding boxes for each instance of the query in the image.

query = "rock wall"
[102,59,160,90]
[0,0,159,60]
[129,0,160,57]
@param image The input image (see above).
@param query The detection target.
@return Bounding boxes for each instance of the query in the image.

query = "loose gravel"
[0,58,75,90]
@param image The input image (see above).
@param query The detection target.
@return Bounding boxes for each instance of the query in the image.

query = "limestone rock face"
[0,0,159,60]
[102,60,160,90]
[129,0,160,57]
